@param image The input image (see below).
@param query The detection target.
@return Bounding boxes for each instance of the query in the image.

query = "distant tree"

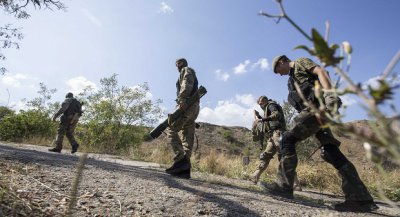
[76,73,163,154]
[0,0,66,74]
[0,105,14,120]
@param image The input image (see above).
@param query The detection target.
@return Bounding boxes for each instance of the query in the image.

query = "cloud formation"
[233,59,251,75]
[159,2,173,14]
[1,73,36,88]
[215,69,230,81]
[197,94,258,128]
[66,76,97,94]
[216,58,270,81]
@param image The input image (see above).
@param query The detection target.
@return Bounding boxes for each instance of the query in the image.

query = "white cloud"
[66,76,97,94]
[81,8,103,28]
[9,100,28,112]
[215,69,230,81]
[235,94,256,107]
[362,75,400,90]
[340,95,357,107]
[251,58,269,71]
[233,59,250,75]
[197,94,258,128]
[159,2,173,14]
[1,73,34,87]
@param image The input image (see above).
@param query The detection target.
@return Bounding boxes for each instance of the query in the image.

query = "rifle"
[254,110,265,150]
[149,86,207,139]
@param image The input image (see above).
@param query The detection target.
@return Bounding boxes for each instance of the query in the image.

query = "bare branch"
[382,50,400,80]
[260,0,312,41]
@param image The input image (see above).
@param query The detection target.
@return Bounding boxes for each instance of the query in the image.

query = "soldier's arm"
[262,104,280,121]
[177,68,196,105]
[53,99,71,119]
[311,66,333,90]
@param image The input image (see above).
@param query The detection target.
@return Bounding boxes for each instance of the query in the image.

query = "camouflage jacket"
[287,58,320,111]
[176,66,198,104]
[262,100,286,132]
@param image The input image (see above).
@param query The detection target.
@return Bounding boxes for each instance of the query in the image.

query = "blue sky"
[1,0,399,128]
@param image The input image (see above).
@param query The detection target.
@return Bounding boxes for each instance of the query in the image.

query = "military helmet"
[65,92,73,98]
[272,55,287,73]
[176,58,188,67]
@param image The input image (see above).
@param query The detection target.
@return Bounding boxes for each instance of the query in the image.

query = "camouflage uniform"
[167,65,200,163]
[251,100,301,188]
[49,94,81,153]
[269,57,374,209]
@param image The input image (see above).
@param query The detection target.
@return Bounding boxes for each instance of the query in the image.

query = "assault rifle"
[254,110,265,150]
[149,86,207,139]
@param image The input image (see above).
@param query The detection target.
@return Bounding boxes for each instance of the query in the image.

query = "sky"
[1,0,399,129]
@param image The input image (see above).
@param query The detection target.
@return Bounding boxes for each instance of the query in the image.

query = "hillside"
[144,120,384,169]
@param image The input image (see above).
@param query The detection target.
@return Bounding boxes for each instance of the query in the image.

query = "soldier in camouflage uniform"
[48,92,82,154]
[250,96,301,191]
[165,58,200,179]
[263,55,377,212]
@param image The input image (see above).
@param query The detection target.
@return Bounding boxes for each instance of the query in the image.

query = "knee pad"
[320,145,349,169]
[281,131,298,156]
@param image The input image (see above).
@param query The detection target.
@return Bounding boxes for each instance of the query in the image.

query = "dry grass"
[144,144,400,201]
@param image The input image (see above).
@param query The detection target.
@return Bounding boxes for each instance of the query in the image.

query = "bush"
[0,110,56,142]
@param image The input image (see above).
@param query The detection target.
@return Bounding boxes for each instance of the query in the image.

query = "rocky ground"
[0,142,399,217]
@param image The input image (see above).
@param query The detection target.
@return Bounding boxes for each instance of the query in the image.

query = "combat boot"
[334,162,378,212]
[48,148,61,153]
[263,154,298,199]
[166,157,191,175]
[250,169,263,184]
[71,143,79,154]
[333,200,378,212]
[171,168,191,179]
[260,182,294,199]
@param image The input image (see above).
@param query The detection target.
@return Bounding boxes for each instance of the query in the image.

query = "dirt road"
[0,142,399,217]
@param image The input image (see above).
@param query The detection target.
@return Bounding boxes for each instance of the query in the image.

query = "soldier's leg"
[251,136,277,184]
[180,104,200,160]
[66,121,79,153]
[316,129,376,211]
[49,121,68,152]
[264,112,321,197]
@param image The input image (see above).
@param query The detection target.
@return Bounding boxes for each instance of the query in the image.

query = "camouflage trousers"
[278,110,372,201]
[252,127,300,185]
[167,103,199,163]
[53,114,79,150]
[258,129,282,169]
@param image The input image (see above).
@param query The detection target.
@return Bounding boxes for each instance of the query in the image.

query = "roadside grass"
[144,144,400,202]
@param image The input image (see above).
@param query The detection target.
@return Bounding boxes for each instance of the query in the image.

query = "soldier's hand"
[324,92,342,114]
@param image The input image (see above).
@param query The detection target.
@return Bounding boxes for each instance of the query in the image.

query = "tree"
[0,0,66,74]
[77,73,163,154]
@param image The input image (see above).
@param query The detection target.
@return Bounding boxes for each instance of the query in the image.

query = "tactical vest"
[176,67,198,97]
[64,98,82,116]
[287,71,319,112]
[264,101,286,131]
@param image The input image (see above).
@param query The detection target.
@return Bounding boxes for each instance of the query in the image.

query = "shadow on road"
[1,143,396,217]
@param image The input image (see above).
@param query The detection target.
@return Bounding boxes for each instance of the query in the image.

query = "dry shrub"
[297,162,341,194]
[145,143,174,165]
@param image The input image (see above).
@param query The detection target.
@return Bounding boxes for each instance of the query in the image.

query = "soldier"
[263,55,377,212]
[165,58,200,179]
[251,96,301,191]
[48,92,82,154]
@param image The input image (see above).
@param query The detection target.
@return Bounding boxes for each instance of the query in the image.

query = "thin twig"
[24,176,69,198]
[381,50,400,80]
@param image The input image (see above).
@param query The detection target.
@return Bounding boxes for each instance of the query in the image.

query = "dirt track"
[0,142,399,217]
